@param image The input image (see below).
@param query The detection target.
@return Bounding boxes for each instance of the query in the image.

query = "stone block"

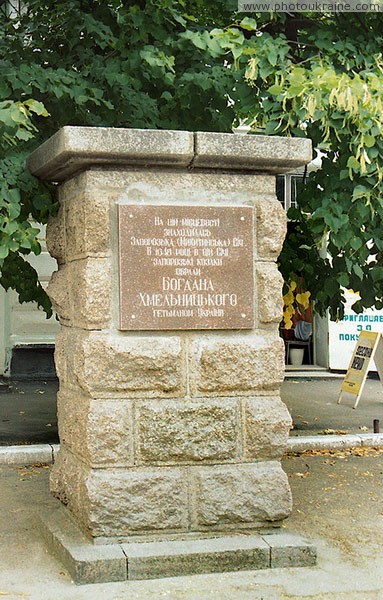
[46,205,65,263]
[122,535,270,580]
[194,132,312,173]
[189,332,285,396]
[244,397,292,460]
[53,327,70,385]
[0,444,54,465]
[64,191,111,260]
[46,266,71,324]
[51,447,189,539]
[263,532,317,568]
[27,126,195,181]
[136,398,240,464]
[86,467,189,539]
[50,445,91,530]
[256,263,284,323]
[39,505,127,584]
[255,195,287,261]
[69,258,112,329]
[64,331,184,397]
[47,259,111,328]
[191,462,292,529]
[286,434,362,455]
[359,433,383,448]
[57,389,134,467]
[90,169,276,203]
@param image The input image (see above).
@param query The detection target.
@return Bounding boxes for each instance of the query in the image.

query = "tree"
[1,4,383,323]
[210,13,383,322]
[0,0,238,315]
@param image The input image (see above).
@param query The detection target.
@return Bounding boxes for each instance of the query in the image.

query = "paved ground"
[1,376,383,597]
[1,376,383,445]
[0,380,58,446]
[1,449,383,599]
[282,376,383,436]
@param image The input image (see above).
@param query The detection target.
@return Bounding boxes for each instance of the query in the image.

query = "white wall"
[0,226,59,376]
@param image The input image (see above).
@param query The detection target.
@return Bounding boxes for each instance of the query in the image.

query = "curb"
[287,433,383,454]
[0,444,59,465]
[1,436,383,465]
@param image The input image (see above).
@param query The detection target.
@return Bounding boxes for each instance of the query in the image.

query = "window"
[276,174,305,211]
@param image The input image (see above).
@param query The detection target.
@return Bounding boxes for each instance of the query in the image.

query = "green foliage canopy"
[187,12,383,320]
[0,0,237,315]
[1,4,383,322]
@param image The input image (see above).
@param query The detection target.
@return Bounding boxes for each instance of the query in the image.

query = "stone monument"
[27,127,315,583]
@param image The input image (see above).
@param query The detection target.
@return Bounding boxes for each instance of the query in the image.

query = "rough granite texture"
[57,390,134,467]
[136,398,240,464]
[189,332,285,396]
[243,396,293,460]
[32,127,312,541]
[54,329,185,398]
[48,259,112,329]
[191,462,292,529]
[256,263,285,323]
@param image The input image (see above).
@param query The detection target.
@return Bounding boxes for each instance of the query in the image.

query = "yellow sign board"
[338,330,383,408]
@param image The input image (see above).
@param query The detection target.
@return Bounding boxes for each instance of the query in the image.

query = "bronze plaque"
[118,205,254,330]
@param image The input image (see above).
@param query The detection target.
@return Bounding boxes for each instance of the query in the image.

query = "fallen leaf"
[320,429,348,435]
[288,447,383,458]
[359,426,369,431]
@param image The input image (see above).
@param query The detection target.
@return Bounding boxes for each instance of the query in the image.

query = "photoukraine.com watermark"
[238,0,383,10]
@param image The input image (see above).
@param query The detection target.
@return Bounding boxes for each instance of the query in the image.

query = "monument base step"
[38,504,317,584]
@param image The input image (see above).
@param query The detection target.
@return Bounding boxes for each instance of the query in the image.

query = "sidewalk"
[1,449,383,598]
[1,376,383,597]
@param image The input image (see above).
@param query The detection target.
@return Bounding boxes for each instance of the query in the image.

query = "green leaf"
[350,237,363,251]
[239,17,258,31]
[24,99,49,117]
[353,264,364,279]
[371,266,383,283]
[337,273,350,287]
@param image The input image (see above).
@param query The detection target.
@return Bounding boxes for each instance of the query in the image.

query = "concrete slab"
[263,532,317,568]
[122,535,270,580]
[39,504,127,584]
[38,499,317,584]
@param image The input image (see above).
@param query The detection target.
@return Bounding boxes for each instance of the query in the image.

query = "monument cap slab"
[27,126,195,181]
[194,131,312,173]
[27,127,312,182]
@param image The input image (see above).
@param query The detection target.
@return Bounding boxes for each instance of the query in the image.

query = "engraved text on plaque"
[118,205,254,330]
